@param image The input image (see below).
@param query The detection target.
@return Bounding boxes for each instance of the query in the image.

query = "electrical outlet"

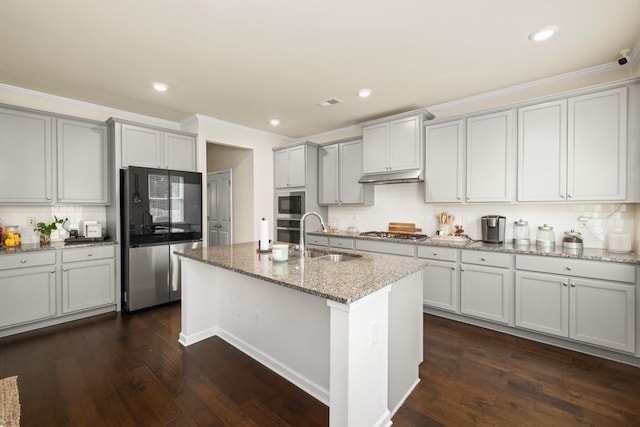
[27,217,36,227]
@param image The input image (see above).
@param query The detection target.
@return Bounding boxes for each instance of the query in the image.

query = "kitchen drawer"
[355,239,415,257]
[0,251,56,270]
[516,255,636,283]
[305,235,328,246]
[462,250,511,268]
[417,246,458,262]
[329,237,354,250]
[62,245,115,263]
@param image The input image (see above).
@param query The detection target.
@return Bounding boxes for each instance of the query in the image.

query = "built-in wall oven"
[276,191,305,243]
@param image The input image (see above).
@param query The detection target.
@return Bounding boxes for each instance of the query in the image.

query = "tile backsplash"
[0,206,107,243]
[327,183,638,251]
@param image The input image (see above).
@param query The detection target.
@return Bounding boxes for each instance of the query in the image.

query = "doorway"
[207,170,232,246]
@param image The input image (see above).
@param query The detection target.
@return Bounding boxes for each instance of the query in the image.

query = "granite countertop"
[308,231,640,265]
[177,242,427,304]
[0,240,117,255]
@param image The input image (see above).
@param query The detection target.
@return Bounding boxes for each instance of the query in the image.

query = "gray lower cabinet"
[355,239,416,257]
[61,246,116,314]
[57,118,109,204]
[418,246,458,312]
[0,106,54,203]
[0,256,57,328]
[460,250,513,325]
[515,255,635,353]
[0,245,116,336]
[328,236,354,249]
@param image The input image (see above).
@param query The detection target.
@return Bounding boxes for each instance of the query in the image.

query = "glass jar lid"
[514,219,528,225]
[538,224,553,231]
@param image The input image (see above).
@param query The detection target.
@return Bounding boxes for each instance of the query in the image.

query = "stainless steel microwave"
[276,191,305,218]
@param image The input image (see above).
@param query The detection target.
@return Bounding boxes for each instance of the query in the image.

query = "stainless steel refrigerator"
[121,166,202,311]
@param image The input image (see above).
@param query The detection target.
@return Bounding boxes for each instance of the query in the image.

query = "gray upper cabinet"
[362,114,422,174]
[274,145,306,189]
[466,110,514,202]
[121,123,197,171]
[424,120,465,203]
[424,111,514,203]
[319,139,373,205]
[57,118,109,204]
[518,87,628,201]
[0,107,54,203]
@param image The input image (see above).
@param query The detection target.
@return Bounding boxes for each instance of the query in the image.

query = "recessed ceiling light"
[358,88,372,98]
[270,119,280,126]
[529,25,558,42]
[152,82,169,92]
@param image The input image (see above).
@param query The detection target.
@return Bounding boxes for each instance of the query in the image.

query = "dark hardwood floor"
[1,303,639,426]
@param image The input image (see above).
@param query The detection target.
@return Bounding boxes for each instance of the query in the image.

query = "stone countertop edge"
[176,242,428,304]
[0,240,117,255]
[308,231,640,265]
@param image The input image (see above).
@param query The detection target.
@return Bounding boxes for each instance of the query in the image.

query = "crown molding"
[0,83,181,129]
[426,61,623,114]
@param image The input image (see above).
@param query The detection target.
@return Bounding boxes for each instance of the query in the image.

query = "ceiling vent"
[317,98,343,107]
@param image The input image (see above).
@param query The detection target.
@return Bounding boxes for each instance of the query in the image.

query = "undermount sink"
[300,249,362,262]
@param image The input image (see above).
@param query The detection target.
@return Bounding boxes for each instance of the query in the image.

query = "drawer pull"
[433,252,438,256]
[21,259,27,263]
[566,266,572,271]
[481,257,486,261]
[88,253,93,257]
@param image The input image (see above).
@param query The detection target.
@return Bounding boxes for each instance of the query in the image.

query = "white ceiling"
[1,0,639,138]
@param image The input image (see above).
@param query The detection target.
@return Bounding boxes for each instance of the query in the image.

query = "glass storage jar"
[536,224,555,248]
[513,219,530,246]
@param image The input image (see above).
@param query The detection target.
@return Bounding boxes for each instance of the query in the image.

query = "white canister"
[608,233,632,253]
[271,244,289,262]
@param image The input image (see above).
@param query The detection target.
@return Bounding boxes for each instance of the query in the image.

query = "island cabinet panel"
[0,107,54,203]
[0,265,56,328]
[57,118,109,204]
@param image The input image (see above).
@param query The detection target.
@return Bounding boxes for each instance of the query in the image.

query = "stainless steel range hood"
[358,169,423,184]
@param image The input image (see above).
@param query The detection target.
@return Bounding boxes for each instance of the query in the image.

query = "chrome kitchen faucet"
[299,212,327,257]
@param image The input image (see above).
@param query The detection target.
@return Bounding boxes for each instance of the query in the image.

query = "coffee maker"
[481,215,506,243]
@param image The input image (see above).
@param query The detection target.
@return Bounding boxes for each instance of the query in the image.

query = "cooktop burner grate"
[359,231,429,241]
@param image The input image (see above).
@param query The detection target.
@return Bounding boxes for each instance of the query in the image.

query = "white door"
[207,170,232,246]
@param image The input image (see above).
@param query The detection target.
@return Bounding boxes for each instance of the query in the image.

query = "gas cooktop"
[359,231,429,241]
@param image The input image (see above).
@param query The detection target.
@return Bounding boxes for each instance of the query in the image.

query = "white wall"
[187,114,292,244]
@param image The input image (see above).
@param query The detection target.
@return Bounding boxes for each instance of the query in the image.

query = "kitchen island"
[177,242,427,427]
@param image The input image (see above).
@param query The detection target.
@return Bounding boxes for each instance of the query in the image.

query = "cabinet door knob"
[567,194,573,198]
[566,266,572,271]
[560,193,566,198]
[88,253,93,257]
[433,252,438,256]
[50,269,55,274]
[570,283,576,287]
[562,282,568,287]
[451,267,455,271]
[481,257,486,261]
[63,268,68,272]
[20,259,27,263]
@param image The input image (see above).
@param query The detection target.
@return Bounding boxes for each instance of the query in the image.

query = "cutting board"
[388,222,422,234]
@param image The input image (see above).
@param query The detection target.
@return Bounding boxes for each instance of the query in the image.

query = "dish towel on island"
[0,376,20,427]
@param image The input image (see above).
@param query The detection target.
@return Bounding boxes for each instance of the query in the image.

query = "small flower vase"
[40,234,51,246]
